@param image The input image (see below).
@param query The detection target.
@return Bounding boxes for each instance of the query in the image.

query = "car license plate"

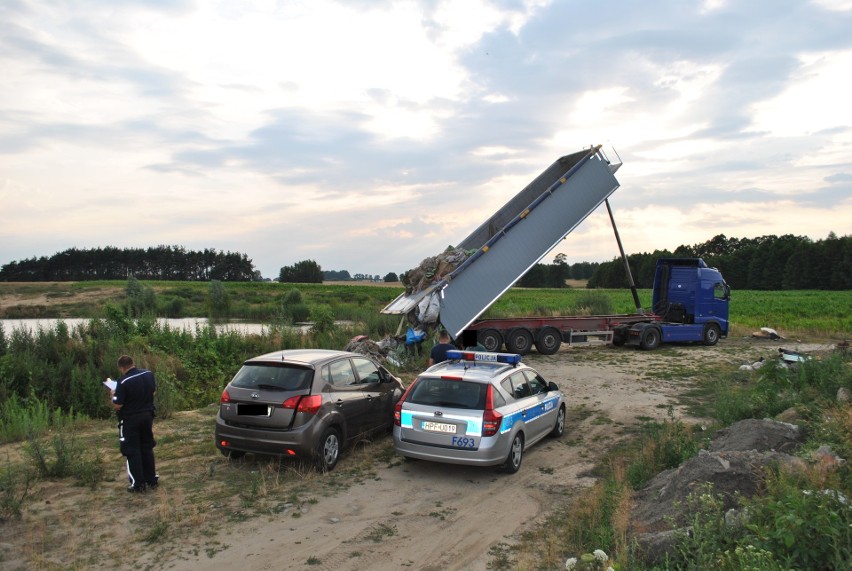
[422,421,456,434]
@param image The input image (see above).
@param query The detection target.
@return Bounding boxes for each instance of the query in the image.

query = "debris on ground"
[751,326,784,340]
[779,347,810,365]
[630,418,815,565]
[344,334,401,364]
[738,357,765,371]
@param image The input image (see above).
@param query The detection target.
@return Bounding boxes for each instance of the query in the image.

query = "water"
[0,318,354,336]
[0,318,272,336]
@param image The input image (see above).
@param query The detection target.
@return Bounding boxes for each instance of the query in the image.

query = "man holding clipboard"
[108,355,158,493]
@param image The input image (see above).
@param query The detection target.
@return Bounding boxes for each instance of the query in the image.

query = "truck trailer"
[382,146,730,354]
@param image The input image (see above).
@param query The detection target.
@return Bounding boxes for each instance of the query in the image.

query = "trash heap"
[401,246,474,295]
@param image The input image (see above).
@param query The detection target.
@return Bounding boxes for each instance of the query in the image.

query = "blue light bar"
[445,350,521,365]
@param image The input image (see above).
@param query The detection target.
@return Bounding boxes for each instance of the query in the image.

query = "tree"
[383,272,399,282]
[279,260,323,283]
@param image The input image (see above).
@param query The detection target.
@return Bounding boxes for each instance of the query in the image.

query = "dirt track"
[144,339,826,571]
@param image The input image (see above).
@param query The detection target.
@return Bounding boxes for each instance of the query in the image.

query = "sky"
[2,0,851,280]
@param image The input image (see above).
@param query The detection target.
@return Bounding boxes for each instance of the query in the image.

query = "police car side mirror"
[547,381,559,392]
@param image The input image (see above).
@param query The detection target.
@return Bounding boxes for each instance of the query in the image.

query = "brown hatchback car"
[215,349,405,471]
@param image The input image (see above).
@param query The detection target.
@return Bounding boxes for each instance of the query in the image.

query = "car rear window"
[230,363,313,391]
[407,378,486,410]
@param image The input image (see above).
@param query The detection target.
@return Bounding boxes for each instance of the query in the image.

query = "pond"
[0,318,275,336]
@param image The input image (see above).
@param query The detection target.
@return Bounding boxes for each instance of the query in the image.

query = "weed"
[365,522,397,543]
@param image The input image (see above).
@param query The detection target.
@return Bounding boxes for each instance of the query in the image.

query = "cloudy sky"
[2,0,851,279]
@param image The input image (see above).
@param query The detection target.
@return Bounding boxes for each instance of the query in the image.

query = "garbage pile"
[399,246,477,339]
[401,246,474,296]
[344,334,399,363]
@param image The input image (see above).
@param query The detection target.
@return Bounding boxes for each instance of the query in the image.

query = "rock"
[708,418,804,454]
[837,387,850,404]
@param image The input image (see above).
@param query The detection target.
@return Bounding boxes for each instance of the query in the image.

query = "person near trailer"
[428,329,456,366]
[111,355,159,493]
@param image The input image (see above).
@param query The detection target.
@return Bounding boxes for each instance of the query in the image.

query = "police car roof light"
[445,350,521,366]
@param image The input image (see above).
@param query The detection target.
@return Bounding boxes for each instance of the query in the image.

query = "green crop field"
[0,281,849,338]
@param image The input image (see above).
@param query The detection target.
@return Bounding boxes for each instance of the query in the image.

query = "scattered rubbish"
[739,357,765,371]
[779,347,810,365]
[751,327,783,340]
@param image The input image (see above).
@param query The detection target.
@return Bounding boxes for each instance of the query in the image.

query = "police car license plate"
[422,421,456,434]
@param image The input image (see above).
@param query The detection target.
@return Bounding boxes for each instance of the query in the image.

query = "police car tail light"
[283,395,323,415]
[482,385,503,437]
[394,378,419,426]
[220,389,231,403]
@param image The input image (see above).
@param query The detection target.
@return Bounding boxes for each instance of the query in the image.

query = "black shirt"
[113,367,156,417]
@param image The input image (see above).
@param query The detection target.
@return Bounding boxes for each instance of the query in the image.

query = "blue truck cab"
[623,258,730,350]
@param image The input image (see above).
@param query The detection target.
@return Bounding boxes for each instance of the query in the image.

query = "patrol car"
[393,350,565,473]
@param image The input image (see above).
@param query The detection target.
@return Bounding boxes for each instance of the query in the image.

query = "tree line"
[0,246,257,282]
[587,233,852,290]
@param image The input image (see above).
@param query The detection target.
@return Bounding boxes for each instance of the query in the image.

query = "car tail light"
[393,377,419,426]
[283,395,323,415]
[482,385,503,437]
[220,389,231,403]
[441,375,463,381]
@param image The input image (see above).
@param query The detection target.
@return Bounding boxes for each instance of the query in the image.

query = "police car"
[393,351,566,473]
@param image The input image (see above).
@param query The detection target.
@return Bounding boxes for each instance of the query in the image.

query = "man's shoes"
[147,474,159,489]
[127,484,147,493]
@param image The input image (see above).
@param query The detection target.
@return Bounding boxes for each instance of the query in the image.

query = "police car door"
[523,369,557,441]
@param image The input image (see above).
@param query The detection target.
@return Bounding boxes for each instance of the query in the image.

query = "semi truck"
[382,145,730,354]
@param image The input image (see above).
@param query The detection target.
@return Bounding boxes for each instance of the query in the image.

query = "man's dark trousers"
[119,411,156,488]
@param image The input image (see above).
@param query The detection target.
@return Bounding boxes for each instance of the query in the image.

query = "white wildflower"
[564,557,577,570]
[593,549,608,561]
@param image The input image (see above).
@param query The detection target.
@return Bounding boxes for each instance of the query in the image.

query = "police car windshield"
[408,378,486,410]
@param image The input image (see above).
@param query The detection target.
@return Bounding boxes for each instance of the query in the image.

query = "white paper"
[103,378,116,391]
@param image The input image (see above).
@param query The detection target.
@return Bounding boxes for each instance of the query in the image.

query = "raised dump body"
[382,146,623,338]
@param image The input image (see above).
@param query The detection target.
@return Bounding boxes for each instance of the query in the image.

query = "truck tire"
[535,327,562,355]
[506,328,534,355]
[640,326,661,351]
[479,329,503,352]
[703,323,721,346]
[612,326,627,346]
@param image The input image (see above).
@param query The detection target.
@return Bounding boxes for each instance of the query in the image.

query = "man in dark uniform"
[428,330,456,366]
[111,355,158,493]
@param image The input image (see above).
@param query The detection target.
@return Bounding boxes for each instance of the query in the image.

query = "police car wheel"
[501,433,524,474]
[221,449,245,460]
[549,406,566,438]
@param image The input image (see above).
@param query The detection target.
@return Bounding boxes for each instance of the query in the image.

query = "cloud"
[1,0,851,279]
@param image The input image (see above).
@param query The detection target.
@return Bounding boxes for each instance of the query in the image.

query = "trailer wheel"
[703,323,721,346]
[535,327,562,355]
[640,326,661,351]
[479,329,503,352]
[506,328,534,355]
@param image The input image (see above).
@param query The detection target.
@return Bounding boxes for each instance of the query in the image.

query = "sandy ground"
[0,281,833,569]
[134,339,830,571]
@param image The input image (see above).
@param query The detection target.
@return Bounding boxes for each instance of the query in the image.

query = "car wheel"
[703,323,721,346]
[315,427,341,472]
[535,327,562,355]
[549,405,566,438]
[501,433,524,474]
[220,449,245,460]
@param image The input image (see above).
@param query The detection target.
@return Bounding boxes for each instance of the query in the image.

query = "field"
[0,281,849,338]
